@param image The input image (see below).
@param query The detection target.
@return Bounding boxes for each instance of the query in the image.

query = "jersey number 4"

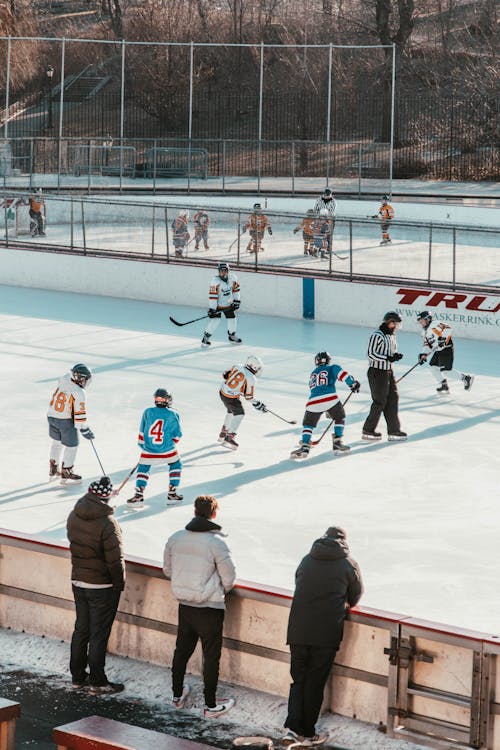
[149,419,165,443]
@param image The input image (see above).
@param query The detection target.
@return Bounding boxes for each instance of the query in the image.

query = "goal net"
[0,197,32,236]
[143,148,208,179]
[67,145,137,177]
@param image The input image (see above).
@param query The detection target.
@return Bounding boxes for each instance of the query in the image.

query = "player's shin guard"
[205,317,221,335]
[136,465,151,490]
[301,427,313,445]
[168,459,182,489]
[50,439,63,463]
[229,413,244,433]
[62,446,78,468]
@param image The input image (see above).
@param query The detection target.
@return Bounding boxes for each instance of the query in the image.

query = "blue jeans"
[70,585,121,686]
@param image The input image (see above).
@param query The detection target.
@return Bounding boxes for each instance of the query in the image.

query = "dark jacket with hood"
[66,492,125,590]
[287,533,363,648]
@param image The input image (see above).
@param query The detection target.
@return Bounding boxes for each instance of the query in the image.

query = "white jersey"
[420,322,453,354]
[220,364,256,401]
[209,272,240,311]
[47,373,87,426]
[313,196,337,218]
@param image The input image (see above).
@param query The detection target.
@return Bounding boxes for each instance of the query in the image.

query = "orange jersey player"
[193,209,210,250]
[242,202,272,254]
[372,195,395,245]
[293,209,315,255]
[217,355,264,450]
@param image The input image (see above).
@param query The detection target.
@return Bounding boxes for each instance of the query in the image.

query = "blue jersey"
[306,363,355,413]
[138,406,182,463]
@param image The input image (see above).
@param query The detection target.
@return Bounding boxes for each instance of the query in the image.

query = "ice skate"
[127,489,144,504]
[167,486,183,505]
[436,379,449,393]
[332,436,350,454]
[380,238,390,245]
[228,332,242,344]
[388,430,408,441]
[222,433,238,450]
[463,374,474,391]
[203,697,235,718]
[60,465,82,484]
[217,426,229,443]
[49,459,60,481]
[201,332,212,348]
[362,430,382,441]
[172,684,190,709]
[290,442,310,460]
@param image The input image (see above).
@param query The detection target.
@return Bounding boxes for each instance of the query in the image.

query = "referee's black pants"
[363,367,401,434]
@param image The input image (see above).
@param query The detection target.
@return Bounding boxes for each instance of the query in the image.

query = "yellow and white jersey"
[421,322,453,353]
[47,373,87,425]
[220,365,256,401]
[209,272,240,310]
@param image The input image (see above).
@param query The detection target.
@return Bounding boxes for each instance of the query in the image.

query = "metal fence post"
[349,220,353,280]
[188,40,194,194]
[258,41,264,195]
[57,38,66,193]
[236,210,241,265]
[152,204,155,257]
[222,139,226,193]
[81,199,86,254]
[29,139,34,190]
[153,139,157,194]
[4,199,9,248]
[119,40,126,193]
[165,206,170,262]
[4,36,11,189]
[452,227,456,290]
[70,197,74,250]
[358,142,362,197]
[326,43,332,186]
[427,224,432,284]
[291,141,295,195]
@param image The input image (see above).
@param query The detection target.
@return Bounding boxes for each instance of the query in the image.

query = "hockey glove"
[252,400,268,413]
[418,353,428,365]
[232,300,241,311]
[207,308,218,318]
[388,352,403,362]
[223,369,231,380]
[268,227,273,235]
[350,380,361,394]
[241,225,247,234]
[80,426,95,440]
[293,228,299,234]
[371,214,378,219]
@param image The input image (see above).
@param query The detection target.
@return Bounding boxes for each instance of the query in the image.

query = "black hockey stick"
[396,362,420,384]
[253,401,297,425]
[169,314,209,327]
[311,391,355,446]
[112,462,139,496]
[89,438,106,475]
[331,249,348,261]
[228,235,240,253]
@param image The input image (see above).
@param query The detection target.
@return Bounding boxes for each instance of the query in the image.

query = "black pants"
[172,604,224,708]
[220,391,244,416]
[29,209,44,234]
[285,644,338,738]
[363,367,401,433]
[70,585,121,686]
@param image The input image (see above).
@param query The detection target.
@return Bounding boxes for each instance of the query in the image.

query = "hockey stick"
[396,362,420,384]
[89,438,106,475]
[112,462,139,496]
[311,391,355,446]
[331,249,348,261]
[169,313,209,327]
[266,408,297,425]
[227,235,240,253]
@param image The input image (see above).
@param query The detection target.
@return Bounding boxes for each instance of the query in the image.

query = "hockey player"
[314,187,336,252]
[416,311,474,393]
[171,210,190,257]
[293,209,315,255]
[218,355,264,450]
[290,352,360,459]
[242,203,272,254]
[201,262,241,348]
[193,209,210,250]
[127,389,183,506]
[29,188,46,237]
[311,211,332,259]
[372,195,394,245]
[47,364,94,483]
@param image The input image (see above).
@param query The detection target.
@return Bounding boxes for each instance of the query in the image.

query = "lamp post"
[46,65,54,130]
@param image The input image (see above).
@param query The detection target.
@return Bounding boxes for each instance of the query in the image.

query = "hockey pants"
[205,308,237,337]
[301,403,345,445]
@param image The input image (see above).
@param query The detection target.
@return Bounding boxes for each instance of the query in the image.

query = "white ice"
[2,284,499,637]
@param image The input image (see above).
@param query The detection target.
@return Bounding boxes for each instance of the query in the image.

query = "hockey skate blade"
[222,442,238,451]
[290,452,309,460]
[59,478,82,486]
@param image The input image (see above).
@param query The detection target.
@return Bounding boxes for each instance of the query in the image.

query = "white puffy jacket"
[163,516,236,609]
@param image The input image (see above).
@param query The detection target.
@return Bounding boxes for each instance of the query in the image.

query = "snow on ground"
[1,284,499,636]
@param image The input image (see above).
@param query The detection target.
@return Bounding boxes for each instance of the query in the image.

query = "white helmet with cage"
[245,355,264,376]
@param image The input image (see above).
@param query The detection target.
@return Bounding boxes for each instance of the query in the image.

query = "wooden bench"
[54,715,215,750]
[0,698,21,750]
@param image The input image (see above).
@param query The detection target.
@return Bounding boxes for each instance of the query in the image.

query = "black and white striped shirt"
[314,196,337,218]
[367,327,397,370]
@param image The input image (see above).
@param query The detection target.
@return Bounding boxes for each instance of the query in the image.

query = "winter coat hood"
[309,535,350,561]
[73,493,114,521]
[185,516,223,533]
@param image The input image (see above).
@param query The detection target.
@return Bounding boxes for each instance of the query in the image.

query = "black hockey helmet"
[383,311,402,325]
[71,363,92,388]
[154,388,172,407]
[381,194,389,202]
[315,351,332,366]
[253,202,262,211]
[218,262,229,279]
[417,310,432,326]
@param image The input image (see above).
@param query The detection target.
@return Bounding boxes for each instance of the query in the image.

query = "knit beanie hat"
[88,476,113,499]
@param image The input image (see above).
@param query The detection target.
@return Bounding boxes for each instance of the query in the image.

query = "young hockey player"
[293,209,315,255]
[201,262,242,348]
[127,388,183,506]
[29,188,46,237]
[218,355,264,450]
[172,210,190,257]
[311,211,332,259]
[372,195,394,245]
[290,352,360,459]
[416,311,474,393]
[242,203,272,254]
[47,364,94,483]
[193,209,210,250]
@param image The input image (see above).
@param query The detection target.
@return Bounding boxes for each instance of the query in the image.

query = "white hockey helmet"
[179,209,190,219]
[245,354,264,376]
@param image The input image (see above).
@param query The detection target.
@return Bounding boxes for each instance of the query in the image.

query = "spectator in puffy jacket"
[282,526,363,746]
[66,476,125,695]
[163,494,236,718]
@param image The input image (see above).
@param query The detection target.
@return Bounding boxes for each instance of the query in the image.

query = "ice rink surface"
[2,284,499,636]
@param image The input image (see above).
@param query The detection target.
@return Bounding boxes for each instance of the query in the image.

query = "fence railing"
[1,193,498,291]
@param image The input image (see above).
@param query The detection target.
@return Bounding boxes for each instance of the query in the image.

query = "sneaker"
[167,486,183,505]
[222,433,239,450]
[332,437,350,453]
[228,332,242,344]
[436,379,449,393]
[172,684,190,709]
[203,698,235,718]
[72,675,89,689]
[290,443,310,460]
[388,430,408,441]
[362,430,382,441]
[127,489,144,504]
[89,681,124,695]
[463,374,474,391]
[49,459,60,480]
[217,426,229,443]
[60,465,82,484]
[282,729,305,745]
[302,734,328,746]
[201,332,212,348]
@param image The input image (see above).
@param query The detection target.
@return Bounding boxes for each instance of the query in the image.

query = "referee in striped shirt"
[362,311,407,441]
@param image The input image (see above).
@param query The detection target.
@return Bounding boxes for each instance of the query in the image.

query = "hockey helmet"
[218,262,229,280]
[322,187,333,198]
[154,388,172,407]
[417,310,432,327]
[71,363,92,388]
[381,194,389,202]
[383,311,402,329]
[253,203,262,211]
[179,209,190,219]
[315,351,332,366]
[245,354,264,376]
[306,209,315,216]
